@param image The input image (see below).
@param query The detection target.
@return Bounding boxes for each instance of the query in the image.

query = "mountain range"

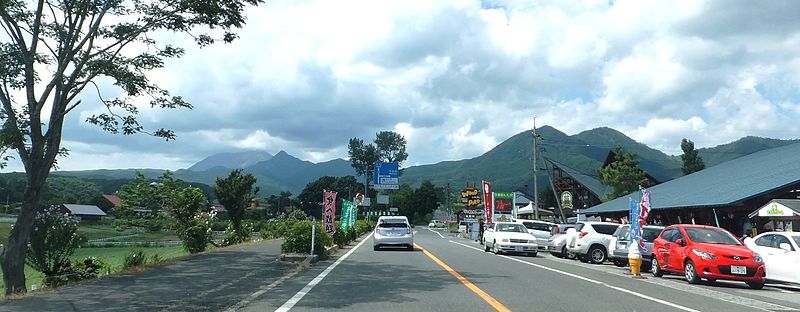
[51,126,800,196]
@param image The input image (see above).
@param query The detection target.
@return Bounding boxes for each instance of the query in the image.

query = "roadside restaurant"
[747,199,800,233]
[580,142,800,237]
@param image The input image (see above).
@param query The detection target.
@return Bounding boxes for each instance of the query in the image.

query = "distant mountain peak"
[187,151,273,171]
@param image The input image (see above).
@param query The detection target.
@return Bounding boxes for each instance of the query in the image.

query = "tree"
[680,138,705,175]
[116,171,187,217]
[347,138,379,189]
[410,181,439,224]
[597,146,649,200]
[168,187,210,253]
[214,169,258,242]
[297,176,362,219]
[0,0,264,294]
[374,131,408,164]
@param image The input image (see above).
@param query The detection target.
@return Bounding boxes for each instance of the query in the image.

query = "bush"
[221,222,253,247]
[26,206,81,284]
[355,220,373,235]
[260,219,294,239]
[281,220,333,256]
[331,222,351,247]
[180,215,213,253]
[123,249,146,269]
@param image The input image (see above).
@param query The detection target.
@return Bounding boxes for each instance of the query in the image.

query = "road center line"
[449,240,702,312]
[275,234,372,312]
[415,243,511,312]
[427,228,445,238]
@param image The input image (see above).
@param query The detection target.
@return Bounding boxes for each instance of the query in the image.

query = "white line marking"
[275,234,373,312]
[449,240,701,312]
[427,228,445,239]
[777,288,796,294]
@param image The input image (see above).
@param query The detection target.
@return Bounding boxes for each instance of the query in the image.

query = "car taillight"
[579,231,588,238]
[555,227,561,234]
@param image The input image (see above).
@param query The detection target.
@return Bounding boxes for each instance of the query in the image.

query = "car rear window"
[379,222,409,228]
[593,224,619,235]
[523,222,552,232]
[642,228,662,242]
[575,223,585,231]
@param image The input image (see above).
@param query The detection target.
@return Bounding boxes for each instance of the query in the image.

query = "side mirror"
[676,238,686,246]
[411,225,415,228]
[779,243,792,252]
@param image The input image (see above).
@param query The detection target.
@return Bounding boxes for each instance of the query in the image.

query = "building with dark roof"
[60,204,107,222]
[581,142,800,235]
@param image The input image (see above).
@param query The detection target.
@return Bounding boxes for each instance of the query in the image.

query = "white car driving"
[744,231,800,285]
[483,222,538,256]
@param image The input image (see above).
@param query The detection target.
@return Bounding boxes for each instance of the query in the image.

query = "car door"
[769,235,799,283]
[751,234,781,280]
[666,228,689,272]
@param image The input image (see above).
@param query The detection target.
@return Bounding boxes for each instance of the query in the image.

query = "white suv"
[566,222,620,264]
[517,220,556,250]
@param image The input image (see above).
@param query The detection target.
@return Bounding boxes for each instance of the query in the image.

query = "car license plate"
[515,246,522,252]
[731,265,747,275]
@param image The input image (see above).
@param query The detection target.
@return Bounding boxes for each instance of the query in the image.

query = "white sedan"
[483,222,538,256]
[744,231,800,285]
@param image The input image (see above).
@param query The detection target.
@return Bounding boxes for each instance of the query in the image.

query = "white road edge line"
[449,240,702,312]
[275,234,373,312]
[427,228,445,239]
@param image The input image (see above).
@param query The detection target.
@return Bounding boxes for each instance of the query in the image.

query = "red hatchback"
[651,224,766,289]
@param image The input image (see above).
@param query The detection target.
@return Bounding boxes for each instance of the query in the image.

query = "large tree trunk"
[1,174,46,295]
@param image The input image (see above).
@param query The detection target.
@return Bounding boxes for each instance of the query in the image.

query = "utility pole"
[533,117,539,220]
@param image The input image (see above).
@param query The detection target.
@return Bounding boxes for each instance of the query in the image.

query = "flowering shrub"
[281,221,332,256]
[122,249,146,269]
[260,219,294,239]
[26,206,80,286]
[221,222,253,246]
[180,214,213,253]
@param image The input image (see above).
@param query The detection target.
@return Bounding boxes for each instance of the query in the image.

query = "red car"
[651,224,766,289]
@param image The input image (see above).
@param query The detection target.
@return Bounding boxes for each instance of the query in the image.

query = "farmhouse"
[60,204,107,222]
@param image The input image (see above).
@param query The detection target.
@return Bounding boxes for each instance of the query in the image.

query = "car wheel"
[612,259,627,267]
[651,256,663,277]
[747,281,764,289]
[588,246,607,264]
[684,260,700,284]
[484,239,490,252]
[565,248,576,259]
[492,241,500,254]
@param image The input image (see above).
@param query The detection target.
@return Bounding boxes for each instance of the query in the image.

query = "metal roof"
[62,204,107,216]
[548,159,611,199]
[582,142,800,214]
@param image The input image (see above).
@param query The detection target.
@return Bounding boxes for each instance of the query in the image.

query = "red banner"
[323,190,337,234]
[482,181,492,224]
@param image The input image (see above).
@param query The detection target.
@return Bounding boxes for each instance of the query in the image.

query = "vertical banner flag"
[482,181,493,224]
[323,190,337,234]
[629,198,640,246]
[341,199,356,231]
[638,187,651,251]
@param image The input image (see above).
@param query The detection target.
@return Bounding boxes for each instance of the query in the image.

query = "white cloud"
[4,0,800,174]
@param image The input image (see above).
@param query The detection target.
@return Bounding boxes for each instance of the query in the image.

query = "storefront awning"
[748,199,800,218]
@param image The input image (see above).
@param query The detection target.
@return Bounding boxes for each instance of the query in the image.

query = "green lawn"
[0,223,189,294]
[0,245,190,294]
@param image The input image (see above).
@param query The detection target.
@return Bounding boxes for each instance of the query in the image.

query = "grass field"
[0,222,189,294]
[0,245,190,294]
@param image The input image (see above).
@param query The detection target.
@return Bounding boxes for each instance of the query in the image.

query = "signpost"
[373,162,400,190]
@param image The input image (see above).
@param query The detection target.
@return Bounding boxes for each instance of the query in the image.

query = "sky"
[4,0,800,172]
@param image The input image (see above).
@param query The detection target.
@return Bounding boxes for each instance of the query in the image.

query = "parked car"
[609,225,664,271]
[744,231,800,285]
[428,220,445,228]
[483,222,538,256]
[373,216,414,251]
[566,222,620,264]
[651,224,765,289]
[517,220,556,250]
[547,224,578,258]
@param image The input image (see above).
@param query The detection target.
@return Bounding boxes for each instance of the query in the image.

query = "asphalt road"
[2,229,800,312]
[243,228,800,312]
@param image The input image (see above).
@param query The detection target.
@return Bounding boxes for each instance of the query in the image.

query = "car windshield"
[498,224,527,233]
[685,227,741,245]
[793,235,800,248]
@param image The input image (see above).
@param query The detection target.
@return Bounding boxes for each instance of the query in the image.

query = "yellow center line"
[415,243,511,312]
